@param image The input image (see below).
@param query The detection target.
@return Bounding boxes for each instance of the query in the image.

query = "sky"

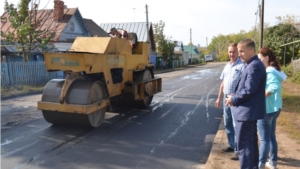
[1,0,299,47]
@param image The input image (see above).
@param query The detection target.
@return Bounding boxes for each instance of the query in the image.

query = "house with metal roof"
[183,45,200,55]
[173,41,189,66]
[183,45,201,64]
[1,0,109,62]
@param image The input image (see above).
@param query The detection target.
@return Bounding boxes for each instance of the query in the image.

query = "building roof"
[100,22,152,42]
[183,45,201,55]
[83,19,110,37]
[1,45,18,53]
[100,22,156,51]
[1,8,78,41]
[1,8,108,42]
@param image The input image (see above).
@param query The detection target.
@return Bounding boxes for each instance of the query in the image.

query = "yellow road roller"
[37,37,162,127]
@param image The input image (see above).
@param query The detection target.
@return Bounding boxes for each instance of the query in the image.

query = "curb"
[204,118,225,169]
[204,117,241,169]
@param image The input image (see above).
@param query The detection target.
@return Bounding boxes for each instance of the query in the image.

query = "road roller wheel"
[109,69,154,109]
[124,69,153,108]
[41,79,107,128]
[133,69,154,107]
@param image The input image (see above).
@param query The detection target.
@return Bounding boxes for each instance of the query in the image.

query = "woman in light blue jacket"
[257,47,287,169]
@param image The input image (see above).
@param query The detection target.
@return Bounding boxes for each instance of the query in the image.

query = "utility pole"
[190,28,192,45]
[206,37,208,47]
[145,4,149,43]
[133,8,136,22]
[253,0,260,41]
[259,0,264,48]
[190,28,192,63]
[145,4,150,57]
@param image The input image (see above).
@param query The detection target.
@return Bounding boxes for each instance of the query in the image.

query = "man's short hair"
[228,43,237,48]
[109,27,117,34]
[238,39,256,51]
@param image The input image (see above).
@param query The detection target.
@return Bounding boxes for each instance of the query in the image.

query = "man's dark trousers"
[236,120,259,169]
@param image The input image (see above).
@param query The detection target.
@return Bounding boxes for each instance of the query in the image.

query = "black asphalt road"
[1,64,225,169]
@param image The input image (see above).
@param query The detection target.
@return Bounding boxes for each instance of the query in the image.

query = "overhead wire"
[253,0,260,41]
[105,1,195,43]
[142,5,203,44]
[104,1,189,32]
[103,1,195,35]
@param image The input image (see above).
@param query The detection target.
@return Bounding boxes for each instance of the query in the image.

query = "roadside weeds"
[278,79,300,143]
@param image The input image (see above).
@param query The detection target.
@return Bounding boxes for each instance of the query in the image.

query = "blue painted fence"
[1,62,64,87]
[150,55,157,69]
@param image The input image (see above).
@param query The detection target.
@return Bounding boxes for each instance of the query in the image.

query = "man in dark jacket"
[225,38,266,169]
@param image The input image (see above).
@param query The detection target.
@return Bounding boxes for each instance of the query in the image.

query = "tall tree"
[153,20,175,60]
[153,20,165,54]
[207,29,260,61]
[275,14,300,25]
[264,23,300,65]
[205,14,300,63]
[1,0,56,62]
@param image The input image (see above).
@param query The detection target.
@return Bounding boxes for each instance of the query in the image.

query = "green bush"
[291,70,300,85]
[281,64,293,77]
[216,51,230,62]
[282,64,300,85]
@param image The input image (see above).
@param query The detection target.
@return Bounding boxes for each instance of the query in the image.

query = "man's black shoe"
[221,147,234,152]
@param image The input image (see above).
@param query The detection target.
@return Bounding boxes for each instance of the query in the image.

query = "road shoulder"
[204,118,300,169]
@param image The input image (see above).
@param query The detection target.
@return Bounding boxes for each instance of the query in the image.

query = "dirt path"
[204,80,300,169]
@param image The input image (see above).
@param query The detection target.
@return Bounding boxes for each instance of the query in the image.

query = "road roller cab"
[37,37,162,128]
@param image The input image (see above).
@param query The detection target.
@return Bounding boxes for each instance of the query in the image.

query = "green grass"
[1,84,45,98]
[291,71,300,85]
[278,80,300,143]
[282,90,300,113]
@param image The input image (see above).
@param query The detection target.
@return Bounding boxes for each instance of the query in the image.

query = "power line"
[253,0,260,41]
[253,0,260,40]
[98,0,202,44]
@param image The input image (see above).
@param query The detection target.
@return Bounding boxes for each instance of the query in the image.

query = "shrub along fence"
[1,62,63,97]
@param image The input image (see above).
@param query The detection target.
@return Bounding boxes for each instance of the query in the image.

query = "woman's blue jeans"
[257,109,281,164]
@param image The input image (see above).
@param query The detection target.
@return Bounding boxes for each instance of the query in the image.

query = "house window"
[70,21,74,32]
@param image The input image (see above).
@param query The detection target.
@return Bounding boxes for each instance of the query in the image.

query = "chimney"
[53,0,64,21]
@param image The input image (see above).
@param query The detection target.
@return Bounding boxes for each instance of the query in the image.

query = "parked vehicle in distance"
[205,54,214,62]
